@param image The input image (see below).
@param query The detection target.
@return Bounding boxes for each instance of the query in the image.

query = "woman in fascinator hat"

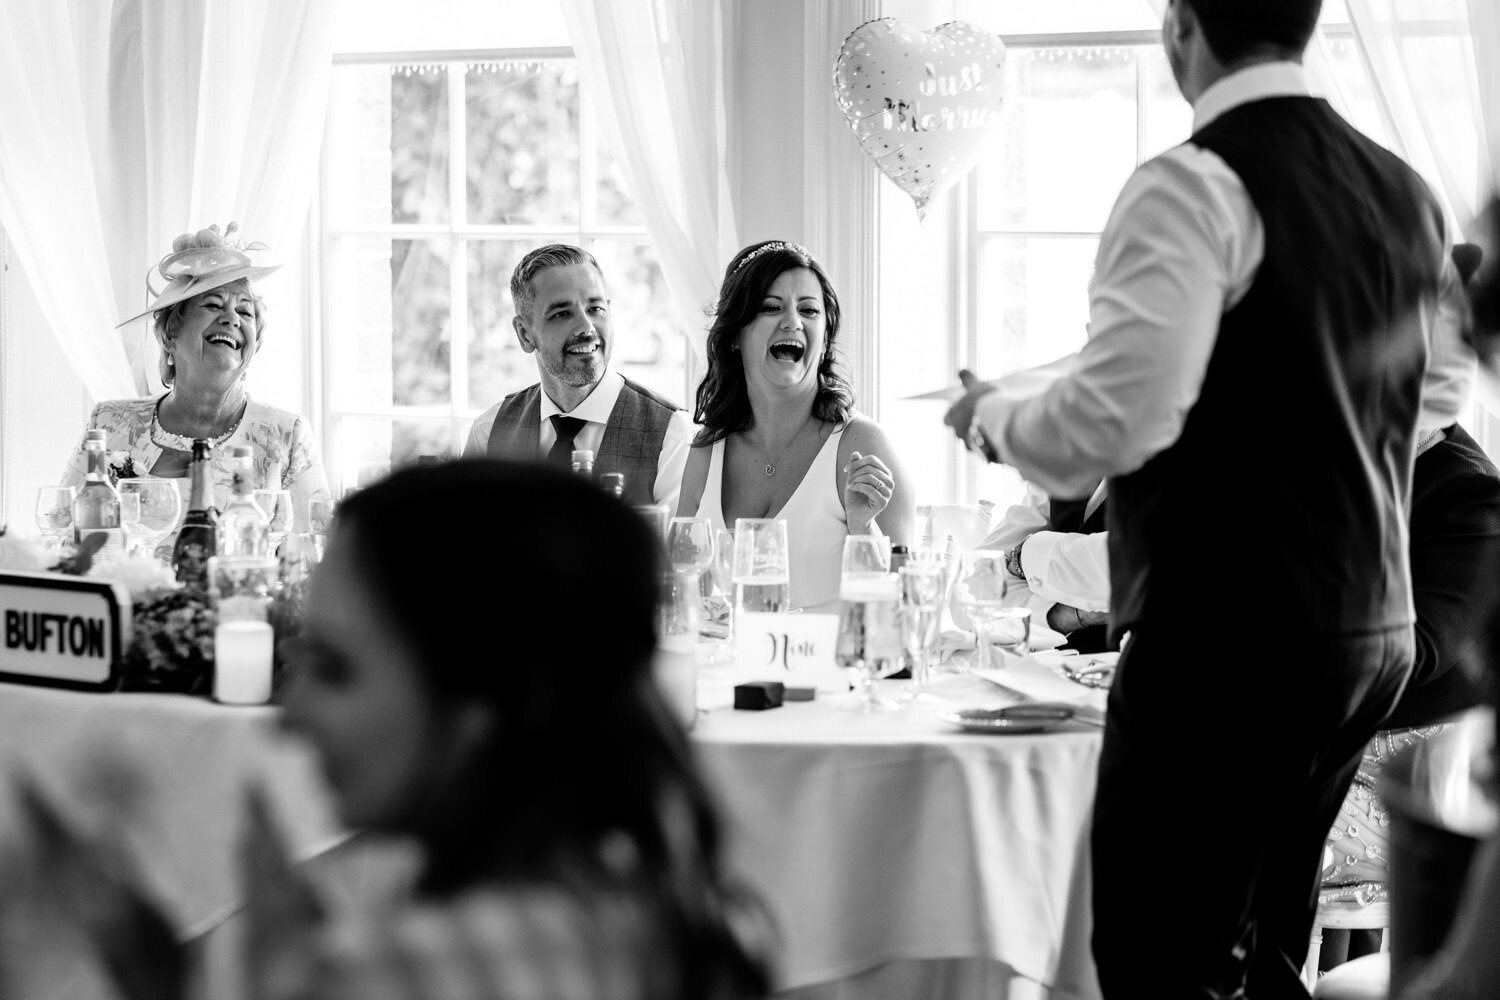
[60,222,329,535]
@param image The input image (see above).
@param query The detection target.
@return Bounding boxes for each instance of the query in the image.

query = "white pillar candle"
[214,620,274,705]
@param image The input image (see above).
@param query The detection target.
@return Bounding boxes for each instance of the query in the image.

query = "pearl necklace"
[149,393,248,452]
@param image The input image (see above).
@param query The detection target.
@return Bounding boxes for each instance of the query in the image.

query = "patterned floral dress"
[60,395,330,533]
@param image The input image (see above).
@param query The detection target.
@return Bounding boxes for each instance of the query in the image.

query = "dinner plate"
[940,704,1076,734]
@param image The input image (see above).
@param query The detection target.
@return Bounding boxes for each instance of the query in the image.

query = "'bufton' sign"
[0,571,130,691]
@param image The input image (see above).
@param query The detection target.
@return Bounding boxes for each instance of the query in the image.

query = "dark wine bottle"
[172,439,219,588]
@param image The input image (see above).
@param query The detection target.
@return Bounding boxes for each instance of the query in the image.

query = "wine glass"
[899,563,944,703]
[253,489,294,554]
[117,478,183,563]
[951,549,1010,673]
[34,486,76,553]
[835,535,901,712]
[666,517,715,577]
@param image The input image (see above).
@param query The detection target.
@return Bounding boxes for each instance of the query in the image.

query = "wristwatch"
[1005,540,1025,579]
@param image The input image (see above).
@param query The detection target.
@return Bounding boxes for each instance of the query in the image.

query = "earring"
[166,354,175,367]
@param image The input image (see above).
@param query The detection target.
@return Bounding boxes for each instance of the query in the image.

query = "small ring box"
[734,681,785,710]
[782,686,816,702]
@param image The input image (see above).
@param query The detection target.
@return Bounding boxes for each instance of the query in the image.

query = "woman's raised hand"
[843,451,895,533]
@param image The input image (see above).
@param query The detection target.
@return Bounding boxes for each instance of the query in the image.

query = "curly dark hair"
[693,241,854,445]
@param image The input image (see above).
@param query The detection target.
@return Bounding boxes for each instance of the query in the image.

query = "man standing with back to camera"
[944,0,1446,995]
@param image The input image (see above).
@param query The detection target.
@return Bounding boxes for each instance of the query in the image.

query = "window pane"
[958,0,1159,33]
[977,48,1139,232]
[974,236,1096,378]
[598,143,642,227]
[327,65,397,227]
[392,67,450,224]
[466,239,540,410]
[333,417,462,490]
[590,241,691,407]
[466,61,580,225]
[1140,48,1193,162]
[327,237,451,410]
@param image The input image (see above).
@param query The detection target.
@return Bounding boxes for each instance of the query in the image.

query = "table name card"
[0,571,130,691]
[733,612,845,693]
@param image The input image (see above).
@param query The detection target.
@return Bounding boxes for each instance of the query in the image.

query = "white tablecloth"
[694,672,1103,999]
[0,669,1104,1000]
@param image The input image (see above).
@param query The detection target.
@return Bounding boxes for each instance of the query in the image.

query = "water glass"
[989,607,1032,661]
[732,518,790,615]
[951,549,1010,672]
[253,489,294,553]
[34,486,76,552]
[836,539,901,713]
[117,478,182,562]
[209,554,279,622]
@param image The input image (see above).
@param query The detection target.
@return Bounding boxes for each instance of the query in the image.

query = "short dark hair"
[1181,0,1321,64]
[693,241,854,445]
[509,244,603,323]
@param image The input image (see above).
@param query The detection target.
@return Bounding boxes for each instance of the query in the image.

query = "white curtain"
[560,0,739,377]
[0,0,335,401]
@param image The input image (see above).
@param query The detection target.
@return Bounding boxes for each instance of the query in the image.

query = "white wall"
[0,227,92,530]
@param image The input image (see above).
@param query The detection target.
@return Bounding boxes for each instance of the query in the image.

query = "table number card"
[0,571,131,691]
[733,612,845,693]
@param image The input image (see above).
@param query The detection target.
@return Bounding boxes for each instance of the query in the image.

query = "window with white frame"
[319,53,688,492]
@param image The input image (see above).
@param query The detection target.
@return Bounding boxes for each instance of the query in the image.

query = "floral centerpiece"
[0,527,307,695]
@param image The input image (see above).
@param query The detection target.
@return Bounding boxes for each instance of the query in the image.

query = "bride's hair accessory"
[730,241,814,277]
[117,222,281,328]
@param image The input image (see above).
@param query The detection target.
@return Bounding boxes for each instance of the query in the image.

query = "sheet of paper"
[904,353,1080,402]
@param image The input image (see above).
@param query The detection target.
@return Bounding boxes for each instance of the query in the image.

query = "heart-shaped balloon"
[834,18,1007,221]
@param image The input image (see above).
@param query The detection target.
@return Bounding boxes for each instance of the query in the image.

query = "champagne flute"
[34,487,76,554]
[117,478,183,564]
[253,489,294,554]
[952,549,1010,673]
[308,497,337,560]
[899,563,944,703]
[835,535,900,712]
[118,493,145,556]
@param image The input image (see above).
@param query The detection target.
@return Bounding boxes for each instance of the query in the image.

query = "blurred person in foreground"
[6,460,771,1000]
[62,222,329,531]
[1396,203,1500,1000]
[676,240,914,614]
[943,0,1447,994]
[462,244,694,510]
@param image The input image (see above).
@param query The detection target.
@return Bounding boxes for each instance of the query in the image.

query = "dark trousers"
[1090,626,1413,999]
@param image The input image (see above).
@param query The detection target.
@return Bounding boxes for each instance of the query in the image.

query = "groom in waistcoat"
[944,0,1447,995]
[463,244,693,510]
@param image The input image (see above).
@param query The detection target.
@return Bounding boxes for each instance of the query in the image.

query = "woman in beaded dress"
[60,223,328,532]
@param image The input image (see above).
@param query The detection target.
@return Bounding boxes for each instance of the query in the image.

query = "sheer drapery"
[560,0,739,377]
[0,0,334,400]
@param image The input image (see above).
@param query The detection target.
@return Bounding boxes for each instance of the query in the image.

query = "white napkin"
[973,650,1110,726]
[937,623,1068,663]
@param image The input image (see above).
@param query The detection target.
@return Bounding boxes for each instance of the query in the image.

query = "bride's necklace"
[150,393,248,452]
[756,417,817,477]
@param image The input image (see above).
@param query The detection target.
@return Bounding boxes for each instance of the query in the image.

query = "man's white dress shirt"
[463,369,695,511]
[983,481,1112,626]
[971,64,1334,498]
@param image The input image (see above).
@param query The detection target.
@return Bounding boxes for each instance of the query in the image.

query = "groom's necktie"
[547,415,588,469]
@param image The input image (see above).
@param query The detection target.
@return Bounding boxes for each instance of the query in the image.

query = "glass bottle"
[73,429,123,557]
[219,446,269,556]
[173,439,219,588]
[571,449,595,478]
[600,472,626,499]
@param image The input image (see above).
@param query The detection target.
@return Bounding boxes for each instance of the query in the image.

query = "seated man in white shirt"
[982,480,1113,653]
[463,244,694,509]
